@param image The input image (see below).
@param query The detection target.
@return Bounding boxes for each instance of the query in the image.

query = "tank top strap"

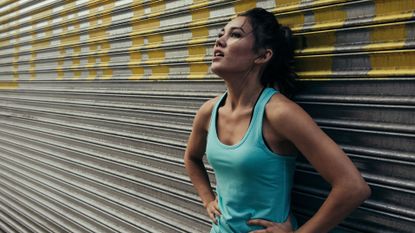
[250,87,278,139]
[209,91,227,133]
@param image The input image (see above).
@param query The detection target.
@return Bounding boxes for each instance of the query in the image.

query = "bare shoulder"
[265,92,320,139]
[265,93,310,123]
[194,96,221,132]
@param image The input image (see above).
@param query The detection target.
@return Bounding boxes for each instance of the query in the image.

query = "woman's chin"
[210,64,222,75]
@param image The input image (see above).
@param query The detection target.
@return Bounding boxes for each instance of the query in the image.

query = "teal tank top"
[206,87,297,233]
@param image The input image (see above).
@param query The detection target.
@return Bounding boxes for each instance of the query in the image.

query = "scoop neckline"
[214,89,265,149]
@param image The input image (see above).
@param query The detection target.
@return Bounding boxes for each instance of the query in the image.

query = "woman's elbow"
[360,181,372,201]
[352,179,371,203]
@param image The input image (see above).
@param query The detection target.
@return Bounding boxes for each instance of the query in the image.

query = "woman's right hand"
[206,198,221,224]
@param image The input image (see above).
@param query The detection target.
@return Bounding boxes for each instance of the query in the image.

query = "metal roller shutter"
[0,0,413,232]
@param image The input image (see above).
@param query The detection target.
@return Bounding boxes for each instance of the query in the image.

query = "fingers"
[207,210,217,224]
[206,199,221,225]
[248,218,293,233]
[213,199,222,215]
[248,219,273,228]
[281,216,292,229]
[248,230,268,233]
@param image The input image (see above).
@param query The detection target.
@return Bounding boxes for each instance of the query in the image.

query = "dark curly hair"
[238,8,297,98]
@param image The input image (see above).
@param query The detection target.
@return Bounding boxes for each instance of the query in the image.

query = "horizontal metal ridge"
[0,176,94,233]
[320,124,415,138]
[0,138,208,223]
[0,126,198,200]
[0,208,28,233]
[0,143,209,231]
[0,94,197,114]
[0,127,210,202]
[296,158,414,191]
[0,211,18,233]
[0,114,188,155]
[0,92,205,112]
[293,184,415,221]
[0,101,195,129]
[0,193,59,233]
[0,0,222,36]
[0,185,73,233]
[316,119,415,134]
[0,89,218,98]
[292,191,414,233]
[0,164,145,233]
[342,145,415,163]
[0,101,196,131]
[295,95,415,105]
[0,121,189,181]
[0,152,187,232]
[0,198,45,233]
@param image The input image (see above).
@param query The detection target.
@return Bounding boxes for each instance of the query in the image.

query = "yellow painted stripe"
[0,0,112,36]
[189,63,209,79]
[87,70,97,80]
[189,26,209,45]
[132,4,145,17]
[369,50,415,76]
[13,46,19,80]
[150,1,166,16]
[190,0,210,10]
[129,67,144,80]
[29,51,36,80]
[276,12,305,31]
[57,49,65,80]
[102,69,113,80]
[313,6,347,30]
[368,23,406,49]
[374,0,415,22]
[296,55,333,79]
[129,51,142,80]
[133,18,160,33]
[150,66,169,80]
[299,30,336,54]
[276,0,301,8]
[187,46,206,60]
[132,37,144,47]
[234,0,257,14]
[190,8,209,26]
[0,81,19,89]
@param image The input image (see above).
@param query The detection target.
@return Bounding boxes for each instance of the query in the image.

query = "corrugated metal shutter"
[0,0,413,232]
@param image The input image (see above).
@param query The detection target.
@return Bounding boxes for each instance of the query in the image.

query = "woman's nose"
[215,36,226,48]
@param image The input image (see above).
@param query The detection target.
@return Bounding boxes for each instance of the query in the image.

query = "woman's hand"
[248,217,293,233]
[206,198,221,224]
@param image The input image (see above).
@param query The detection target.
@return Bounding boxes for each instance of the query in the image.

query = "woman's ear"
[254,48,273,65]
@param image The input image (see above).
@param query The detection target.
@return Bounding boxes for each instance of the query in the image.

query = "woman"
[184,7,371,233]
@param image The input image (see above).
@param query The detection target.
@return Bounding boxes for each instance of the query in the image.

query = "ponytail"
[238,8,298,98]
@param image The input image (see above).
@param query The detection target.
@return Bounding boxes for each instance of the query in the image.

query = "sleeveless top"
[206,87,297,233]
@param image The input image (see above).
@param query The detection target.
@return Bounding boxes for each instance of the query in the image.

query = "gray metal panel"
[0,0,414,233]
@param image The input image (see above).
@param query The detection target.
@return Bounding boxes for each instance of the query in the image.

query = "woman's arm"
[251,96,371,233]
[184,99,221,223]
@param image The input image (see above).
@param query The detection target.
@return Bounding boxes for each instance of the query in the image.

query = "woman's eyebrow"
[220,27,246,33]
[230,27,245,32]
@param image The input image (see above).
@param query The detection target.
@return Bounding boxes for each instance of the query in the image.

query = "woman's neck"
[223,77,264,111]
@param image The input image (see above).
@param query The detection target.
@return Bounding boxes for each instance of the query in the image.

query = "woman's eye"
[231,32,241,38]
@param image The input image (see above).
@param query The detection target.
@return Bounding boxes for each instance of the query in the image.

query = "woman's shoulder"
[197,96,220,117]
[265,92,309,123]
[193,96,221,131]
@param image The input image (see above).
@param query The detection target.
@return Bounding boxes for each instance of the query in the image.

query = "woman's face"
[211,16,259,77]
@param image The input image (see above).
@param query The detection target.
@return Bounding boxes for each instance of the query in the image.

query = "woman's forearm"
[185,157,215,207]
[296,181,371,233]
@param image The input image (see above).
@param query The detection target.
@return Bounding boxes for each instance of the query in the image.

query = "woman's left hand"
[248,217,294,233]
